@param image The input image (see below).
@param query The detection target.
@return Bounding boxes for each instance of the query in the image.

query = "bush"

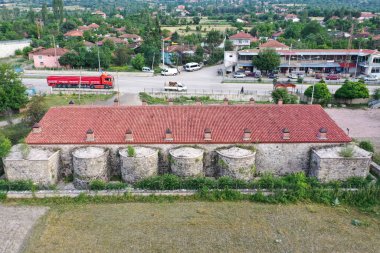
[304,81,331,105]
[373,88,380,100]
[271,88,298,104]
[339,145,355,158]
[0,134,12,158]
[127,145,136,157]
[89,180,106,190]
[335,80,369,99]
[359,140,374,153]
[131,53,145,70]
[0,179,34,191]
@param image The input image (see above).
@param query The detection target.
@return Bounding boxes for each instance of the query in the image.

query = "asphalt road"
[22,65,380,95]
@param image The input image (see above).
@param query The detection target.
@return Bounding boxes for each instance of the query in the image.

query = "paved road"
[22,65,380,95]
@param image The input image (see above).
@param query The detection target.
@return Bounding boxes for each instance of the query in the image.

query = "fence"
[143,88,272,102]
[51,88,115,95]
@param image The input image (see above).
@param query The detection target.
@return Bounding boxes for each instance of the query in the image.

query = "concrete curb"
[6,189,274,199]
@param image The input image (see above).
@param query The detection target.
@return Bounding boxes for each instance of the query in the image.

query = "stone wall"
[3,145,60,185]
[169,147,204,177]
[72,147,109,189]
[30,142,342,181]
[309,145,372,182]
[217,147,256,180]
[119,147,158,183]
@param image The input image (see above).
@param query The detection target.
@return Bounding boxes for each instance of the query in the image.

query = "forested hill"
[276,0,380,11]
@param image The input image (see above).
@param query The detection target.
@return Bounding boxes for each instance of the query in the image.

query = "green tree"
[114,46,131,66]
[0,64,28,113]
[131,53,145,70]
[304,81,332,104]
[61,20,77,33]
[301,21,324,37]
[225,40,233,51]
[41,3,48,24]
[59,52,81,68]
[24,95,48,126]
[271,88,298,104]
[206,30,222,49]
[0,134,11,158]
[334,80,369,99]
[193,16,201,25]
[252,49,280,75]
[52,0,64,23]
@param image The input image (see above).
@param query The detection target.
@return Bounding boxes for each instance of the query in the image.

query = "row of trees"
[272,79,370,105]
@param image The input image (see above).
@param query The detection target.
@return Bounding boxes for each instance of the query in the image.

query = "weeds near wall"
[127,145,136,157]
[339,145,355,158]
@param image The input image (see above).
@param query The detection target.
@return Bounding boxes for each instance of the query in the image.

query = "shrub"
[89,180,106,190]
[0,191,6,201]
[271,88,295,104]
[127,145,136,157]
[373,88,380,100]
[304,81,331,105]
[0,180,34,191]
[359,140,374,153]
[0,134,12,158]
[335,80,369,99]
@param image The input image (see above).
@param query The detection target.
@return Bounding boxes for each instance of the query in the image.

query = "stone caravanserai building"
[3,103,372,189]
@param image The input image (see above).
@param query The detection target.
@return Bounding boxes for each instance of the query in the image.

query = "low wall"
[51,88,115,95]
[3,146,60,185]
[146,92,272,102]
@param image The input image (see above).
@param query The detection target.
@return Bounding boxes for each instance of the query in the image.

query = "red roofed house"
[119,33,142,43]
[31,48,69,68]
[285,14,300,22]
[259,40,289,50]
[91,10,107,19]
[358,12,377,22]
[64,30,84,37]
[229,32,259,50]
[3,102,371,188]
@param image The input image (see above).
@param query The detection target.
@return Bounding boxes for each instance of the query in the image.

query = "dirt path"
[95,92,141,106]
[0,205,48,253]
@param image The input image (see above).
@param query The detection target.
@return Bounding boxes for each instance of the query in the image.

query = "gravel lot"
[325,108,380,149]
[0,205,48,253]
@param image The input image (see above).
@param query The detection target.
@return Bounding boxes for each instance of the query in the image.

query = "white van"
[161,68,178,76]
[142,67,153,72]
[184,62,201,72]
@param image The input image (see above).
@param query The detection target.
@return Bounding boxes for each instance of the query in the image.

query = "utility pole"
[162,38,165,67]
[79,67,82,103]
[117,71,120,103]
[151,53,155,70]
[52,35,57,69]
[97,43,101,72]
[311,83,315,104]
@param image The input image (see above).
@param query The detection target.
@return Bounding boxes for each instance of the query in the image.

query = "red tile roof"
[32,48,69,56]
[26,105,351,145]
[229,32,255,39]
[64,30,84,37]
[260,40,289,49]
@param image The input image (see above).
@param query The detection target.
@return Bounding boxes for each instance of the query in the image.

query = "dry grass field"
[24,202,380,253]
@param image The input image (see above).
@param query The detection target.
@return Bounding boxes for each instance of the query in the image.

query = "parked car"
[268,73,278,79]
[363,75,379,81]
[245,72,261,78]
[233,72,246,78]
[315,73,323,79]
[325,74,341,80]
[142,67,153,72]
[161,68,178,76]
[288,73,298,79]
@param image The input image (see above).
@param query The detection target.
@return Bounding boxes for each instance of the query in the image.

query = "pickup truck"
[164,81,187,91]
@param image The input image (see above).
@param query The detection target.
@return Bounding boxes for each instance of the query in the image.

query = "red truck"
[47,73,114,89]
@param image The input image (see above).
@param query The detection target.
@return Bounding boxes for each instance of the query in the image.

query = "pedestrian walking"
[240,86,244,94]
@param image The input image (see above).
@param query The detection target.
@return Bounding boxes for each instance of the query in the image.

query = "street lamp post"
[311,82,315,104]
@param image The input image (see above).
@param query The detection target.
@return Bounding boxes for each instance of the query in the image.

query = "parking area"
[325,108,380,149]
